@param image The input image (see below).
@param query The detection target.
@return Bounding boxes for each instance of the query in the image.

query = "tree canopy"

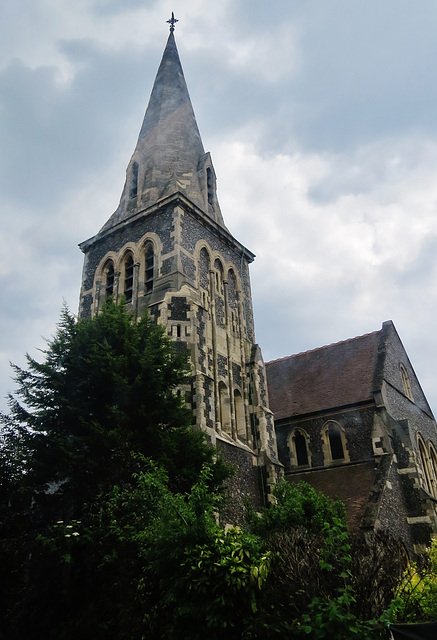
[1,301,225,514]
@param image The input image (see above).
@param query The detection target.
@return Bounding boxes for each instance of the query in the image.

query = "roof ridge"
[266,329,381,365]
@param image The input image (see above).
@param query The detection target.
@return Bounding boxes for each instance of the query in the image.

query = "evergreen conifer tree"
[0,302,227,639]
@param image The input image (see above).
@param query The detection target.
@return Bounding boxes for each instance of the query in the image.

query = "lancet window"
[328,423,344,460]
[214,259,224,295]
[104,260,115,298]
[124,253,134,303]
[234,389,246,441]
[145,243,154,293]
[322,421,348,464]
[292,429,310,467]
[400,363,414,401]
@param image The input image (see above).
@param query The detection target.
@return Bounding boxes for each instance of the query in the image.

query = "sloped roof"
[266,330,382,419]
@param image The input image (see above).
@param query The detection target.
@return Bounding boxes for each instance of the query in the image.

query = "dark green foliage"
[0,301,431,639]
[137,466,272,640]
[247,478,347,537]
[3,301,225,508]
[245,482,403,639]
[0,302,228,639]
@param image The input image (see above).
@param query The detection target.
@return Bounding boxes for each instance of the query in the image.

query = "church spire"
[101,22,224,232]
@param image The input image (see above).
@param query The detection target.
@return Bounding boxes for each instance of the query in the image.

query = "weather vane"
[167,12,178,33]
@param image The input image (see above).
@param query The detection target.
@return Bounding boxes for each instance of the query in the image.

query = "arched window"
[290,429,310,467]
[124,253,134,303]
[400,364,414,401]
[329,423,344,460]
[145,244,154,293]
[218,382,231,436]
[199,248,210,288]
[234,390,246,441]
[228,269,237,304]
[104,260,114,298]
[214,259,224,295]
[322,421,348,464]
[429,444,437,498]
[418,436,433,494]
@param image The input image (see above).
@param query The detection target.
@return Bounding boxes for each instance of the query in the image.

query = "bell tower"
[78,17,280,512]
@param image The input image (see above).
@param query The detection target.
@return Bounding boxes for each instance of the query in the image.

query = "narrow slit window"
[145,244,154,293]
[206,167,214,206]
[130,161,139,199]
[124,254,134,303]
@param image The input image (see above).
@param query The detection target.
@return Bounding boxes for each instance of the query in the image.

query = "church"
[78,19,437,551]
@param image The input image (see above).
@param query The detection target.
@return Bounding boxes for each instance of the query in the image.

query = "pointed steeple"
[101,30,224,232]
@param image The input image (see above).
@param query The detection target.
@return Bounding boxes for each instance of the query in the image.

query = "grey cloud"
[0,41,157,210]
[90,0,159,17]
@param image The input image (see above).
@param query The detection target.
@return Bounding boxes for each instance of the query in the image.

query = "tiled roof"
[266,331,382,420]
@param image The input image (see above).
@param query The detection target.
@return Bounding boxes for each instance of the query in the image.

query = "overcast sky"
[1,1,437,414]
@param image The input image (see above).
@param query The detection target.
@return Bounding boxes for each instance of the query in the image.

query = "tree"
[2,301,225,510]
[0,301,228,639]
[1,301,429,639]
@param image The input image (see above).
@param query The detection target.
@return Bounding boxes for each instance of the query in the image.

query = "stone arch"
[289,428,311,468]
[138,232,161,280]
[322,421,349,465]
[93,251,119,312]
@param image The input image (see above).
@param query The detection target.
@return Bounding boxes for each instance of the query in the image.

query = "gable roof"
[266,330,382,420]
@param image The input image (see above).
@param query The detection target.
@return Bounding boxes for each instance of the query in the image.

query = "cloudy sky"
[1,0,437,414]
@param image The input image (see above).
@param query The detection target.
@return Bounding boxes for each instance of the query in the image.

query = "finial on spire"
[166,12,178,33]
